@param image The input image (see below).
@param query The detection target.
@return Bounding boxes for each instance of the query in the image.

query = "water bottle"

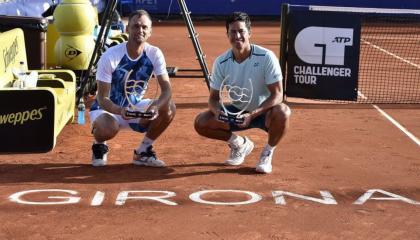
[77,98,86,125]
[19,60,26,75]
[13,61,26,88]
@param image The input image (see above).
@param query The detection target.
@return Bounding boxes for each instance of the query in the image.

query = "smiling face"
[127,14,152,45]
[228,21,251,51]
[227,20,251,51]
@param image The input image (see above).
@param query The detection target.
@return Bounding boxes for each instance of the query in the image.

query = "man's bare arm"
[249,82,283,118]
[96,80,124,115]
[154,73,172,109]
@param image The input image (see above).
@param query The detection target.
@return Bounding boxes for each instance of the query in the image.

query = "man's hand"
[120,107,132,120]
[146,103,159,121]
[236,112,252,128]
[121,105,159,121]
[216,110,228,122]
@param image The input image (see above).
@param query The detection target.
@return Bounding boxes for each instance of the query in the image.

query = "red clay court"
[0,21,419,239]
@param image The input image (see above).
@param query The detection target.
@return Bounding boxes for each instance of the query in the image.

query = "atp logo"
[295,27,354,65]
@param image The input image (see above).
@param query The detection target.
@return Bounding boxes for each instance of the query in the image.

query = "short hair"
[225,12,251,33]
[128,9,152,25]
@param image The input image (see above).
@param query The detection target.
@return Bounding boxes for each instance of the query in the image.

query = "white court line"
[361,39,420,69]
[357,91,367,100]
[372,105,420,147]
[357,92,419,147]
[358,40,420,147]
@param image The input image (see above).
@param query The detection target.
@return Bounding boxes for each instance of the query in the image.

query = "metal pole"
[176,0,211,90]
[279,3,289,100]
[77,0,119,103]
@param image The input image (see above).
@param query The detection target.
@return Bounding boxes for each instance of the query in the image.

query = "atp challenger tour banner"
[286,10,361,100]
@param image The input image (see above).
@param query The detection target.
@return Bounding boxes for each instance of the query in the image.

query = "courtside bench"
[0,28,76,153]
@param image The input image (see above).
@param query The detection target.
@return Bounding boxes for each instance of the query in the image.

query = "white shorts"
[89,99,153,133]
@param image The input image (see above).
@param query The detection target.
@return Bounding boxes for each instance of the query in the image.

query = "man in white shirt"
[90,9,176,167]
[194,12,291,174]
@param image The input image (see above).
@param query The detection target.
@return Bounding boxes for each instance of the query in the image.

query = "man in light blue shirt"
[194,12,291,174]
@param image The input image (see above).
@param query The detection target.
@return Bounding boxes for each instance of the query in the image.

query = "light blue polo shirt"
[210,44,282,111]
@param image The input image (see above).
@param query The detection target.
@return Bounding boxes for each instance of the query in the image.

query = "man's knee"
[194,112,210,134]
[274,104,291,120]
[159,101,176,120]
[92,114,119,140]
[267,104,291,128]
[194,112,204,132]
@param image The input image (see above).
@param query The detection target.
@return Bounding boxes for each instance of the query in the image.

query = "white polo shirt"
[91,42,167,111]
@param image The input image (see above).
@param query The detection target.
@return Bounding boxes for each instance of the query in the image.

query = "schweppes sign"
[0,90,55,153]
[0,107,47,126]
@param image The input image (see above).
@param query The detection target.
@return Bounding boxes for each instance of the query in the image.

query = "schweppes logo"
[64,45,82,60]
[0,107,47,126]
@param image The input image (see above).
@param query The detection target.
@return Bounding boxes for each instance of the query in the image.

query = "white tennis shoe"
[225,137,254,166]
[256,149,273,174]
[133,146,166,167]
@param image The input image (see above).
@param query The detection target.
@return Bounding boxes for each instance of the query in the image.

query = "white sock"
[94,140,106,145]
[136,136,154,153]
[228,134,244,147]
[263,144,276,154]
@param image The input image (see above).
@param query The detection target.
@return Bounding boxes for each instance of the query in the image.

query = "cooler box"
[0,15,48,70]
